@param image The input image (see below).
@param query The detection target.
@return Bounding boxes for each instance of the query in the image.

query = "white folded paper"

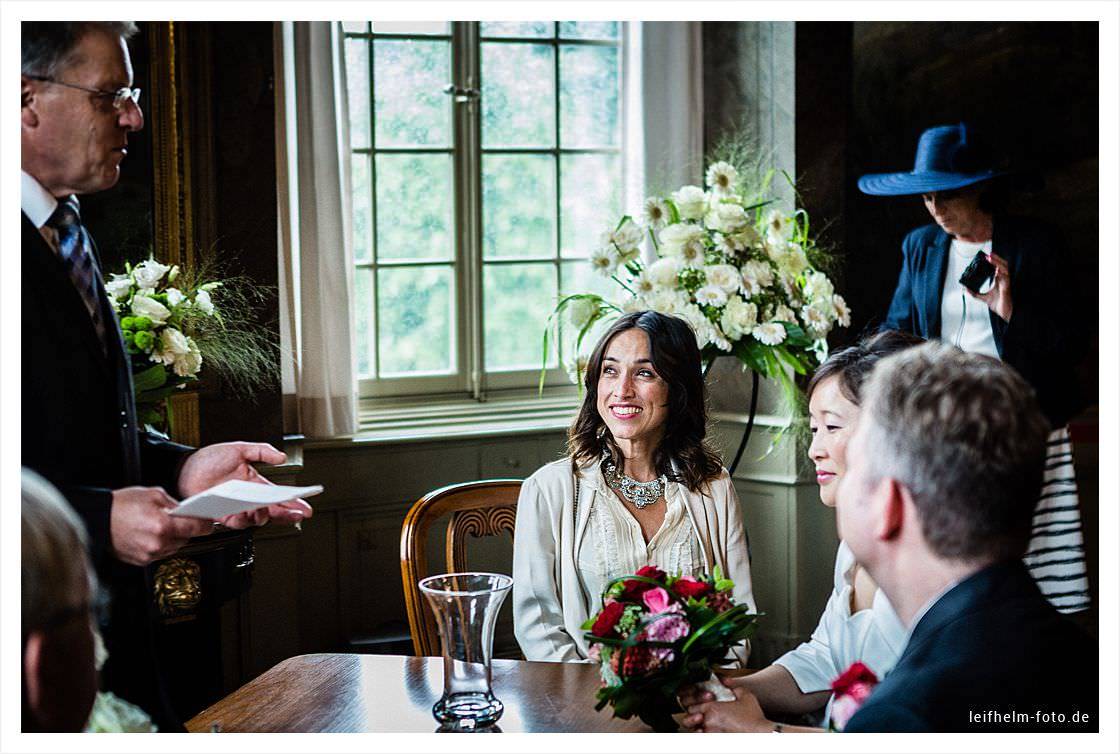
[170,480,324,519]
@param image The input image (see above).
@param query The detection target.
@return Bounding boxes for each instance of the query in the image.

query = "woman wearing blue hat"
[858,123,1091,616]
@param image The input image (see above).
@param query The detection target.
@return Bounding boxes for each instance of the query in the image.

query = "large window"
[343,21,624,401]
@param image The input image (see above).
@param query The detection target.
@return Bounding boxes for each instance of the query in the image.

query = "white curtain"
[275,21,357,438]
[624,21,705,216]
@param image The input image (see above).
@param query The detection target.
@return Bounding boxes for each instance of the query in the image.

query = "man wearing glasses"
[21,22,312,730]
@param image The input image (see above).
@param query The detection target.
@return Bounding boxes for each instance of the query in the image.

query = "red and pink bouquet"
[828,661,879,731]
[582,564,760,731]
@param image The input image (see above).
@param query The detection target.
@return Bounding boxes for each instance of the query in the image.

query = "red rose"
[830,661,879,697]
[590,600,626,637]
[671,577,712,600]
[618,565,667,601]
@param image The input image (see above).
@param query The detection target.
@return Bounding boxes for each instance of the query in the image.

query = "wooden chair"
[400,479,522,657]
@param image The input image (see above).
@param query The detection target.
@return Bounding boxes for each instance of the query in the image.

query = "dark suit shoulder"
[901,223,944,253]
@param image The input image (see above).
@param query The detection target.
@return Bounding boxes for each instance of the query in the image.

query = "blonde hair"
[21,468,97,642]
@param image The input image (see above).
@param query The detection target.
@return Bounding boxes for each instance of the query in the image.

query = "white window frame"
[346,22,629,411]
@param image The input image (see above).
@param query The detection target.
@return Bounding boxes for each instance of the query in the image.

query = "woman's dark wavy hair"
[568,311,723,492]
[807,329,927,405]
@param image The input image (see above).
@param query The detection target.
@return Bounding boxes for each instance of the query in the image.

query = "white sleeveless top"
[773,541,907,723]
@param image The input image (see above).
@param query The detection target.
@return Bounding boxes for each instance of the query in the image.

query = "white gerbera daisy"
[633,271,656,296]
[764,209,795,244]
[643,197,671,230]
[705,161,740,195]
[695,285,729,308]
[590,246,619,277]
[752,321,787,346]
[677,239,706,269]
[714,232,742,257]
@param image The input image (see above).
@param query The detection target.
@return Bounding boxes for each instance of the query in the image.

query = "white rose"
[803,271,835,304]
[620,295,646,314]
[649,286,680,313]
[704,264,741,294]
[704,201,749,234]
[648,257,681,288]
[671,185,708,221]
[165,288,185,308]
[752,321,787,346]
[132,259,171,290]
[193,288,215,316]
[568,297,599,330]
[764,209,794,244]
[173,341,203,378]
[721,296,758,339]
[105,273,132,301]
[742,259,775,292]
[695,285,729,308]
[131,294,171,325]
[832,294,852,328]
[733,224,762,250]
[658,222,705,250]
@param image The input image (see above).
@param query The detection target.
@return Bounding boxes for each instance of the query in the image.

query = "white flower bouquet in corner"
[107,256,277,434]
[544,158,850,403]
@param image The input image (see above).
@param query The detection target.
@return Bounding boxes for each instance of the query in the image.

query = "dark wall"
[844,21,1099,405]
[185,22,283,447]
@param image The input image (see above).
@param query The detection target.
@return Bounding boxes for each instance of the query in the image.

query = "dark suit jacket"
[22,211,193,728]
[882,216,1090,428]
[845,561,1098,732]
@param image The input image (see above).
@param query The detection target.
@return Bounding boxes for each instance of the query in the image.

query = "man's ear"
[21,76,40,127]
[873,477,906,542]
[22,631,45,718]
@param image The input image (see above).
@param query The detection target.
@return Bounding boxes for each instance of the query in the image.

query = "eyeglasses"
[29,75,141,111]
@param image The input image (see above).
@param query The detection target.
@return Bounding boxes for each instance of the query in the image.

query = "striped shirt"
[1023,427,1091,613]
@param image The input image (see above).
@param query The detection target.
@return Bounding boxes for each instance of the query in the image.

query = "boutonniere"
[829,661,879,731]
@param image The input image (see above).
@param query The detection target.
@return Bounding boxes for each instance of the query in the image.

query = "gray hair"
[858,341,1049,563]
[21,21,138,78]
[21,468,97,643]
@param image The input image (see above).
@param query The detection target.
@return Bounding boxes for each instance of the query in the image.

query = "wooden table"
[186,653,649,733]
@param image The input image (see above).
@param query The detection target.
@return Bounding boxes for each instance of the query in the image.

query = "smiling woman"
[511,310,757,662]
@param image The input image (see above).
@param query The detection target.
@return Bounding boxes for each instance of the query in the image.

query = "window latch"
[442,84,480,103]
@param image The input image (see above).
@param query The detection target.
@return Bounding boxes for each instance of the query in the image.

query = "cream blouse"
[577,481,705,605]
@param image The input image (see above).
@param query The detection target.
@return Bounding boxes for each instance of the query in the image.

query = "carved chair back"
[399,479,522,657]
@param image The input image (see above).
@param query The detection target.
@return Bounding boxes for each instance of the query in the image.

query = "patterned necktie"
[47,197,108,353]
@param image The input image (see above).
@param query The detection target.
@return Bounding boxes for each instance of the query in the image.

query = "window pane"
[378,266,455,376]
[481,43,555,148]
[352,153,373,263]
[372,22,449,35]
[480,22,553,38]
[560,44,620,148]
[345,38,371,150]
[560,153,621,258]
[342,22,368,35]
[560,260,618,360]
[374,39,450,147]
[559,22,620,40]
[482,154,556,259]
[484,263,557,370]
[375,154,454,260]
[355,266,374,377]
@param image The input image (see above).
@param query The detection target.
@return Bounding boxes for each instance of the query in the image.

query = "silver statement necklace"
[603,458,666,509]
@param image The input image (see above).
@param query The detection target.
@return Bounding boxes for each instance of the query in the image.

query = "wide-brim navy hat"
[858,123,1007,196]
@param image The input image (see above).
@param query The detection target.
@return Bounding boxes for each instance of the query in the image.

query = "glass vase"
[419,572,513,730]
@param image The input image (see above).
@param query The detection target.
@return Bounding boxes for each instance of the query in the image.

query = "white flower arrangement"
[543,158,850,398]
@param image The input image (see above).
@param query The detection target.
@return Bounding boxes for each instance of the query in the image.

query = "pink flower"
[641,611,690,643]
[642,587,674,614]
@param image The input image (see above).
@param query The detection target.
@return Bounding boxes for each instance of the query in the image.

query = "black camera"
[959,251,995,294]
